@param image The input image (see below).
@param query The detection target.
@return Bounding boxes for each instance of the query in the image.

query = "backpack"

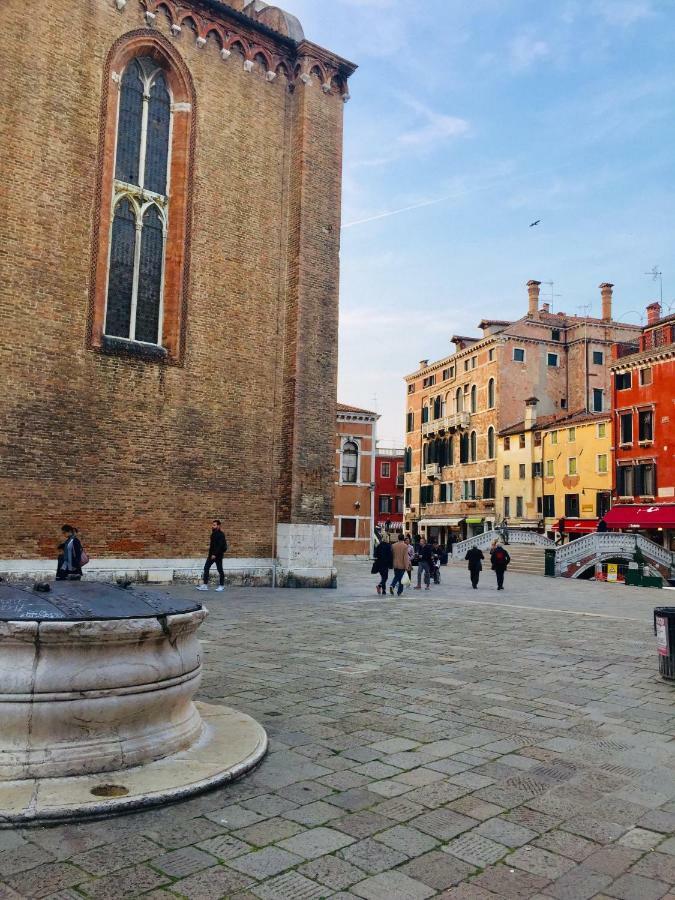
[493,547,507,566]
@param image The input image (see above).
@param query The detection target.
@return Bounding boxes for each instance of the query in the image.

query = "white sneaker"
[196,584,209,591]
[215,586,225,592]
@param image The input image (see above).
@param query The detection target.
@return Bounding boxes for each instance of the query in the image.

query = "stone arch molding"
[112,0,351,99]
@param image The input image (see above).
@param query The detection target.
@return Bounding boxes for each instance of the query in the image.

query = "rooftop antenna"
[644,266,663,304]
[542,281,562,309]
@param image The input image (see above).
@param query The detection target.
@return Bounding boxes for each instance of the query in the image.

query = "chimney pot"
[524,396,538,428]
[527,280,541,317]
[542,302,550,313]
[646,301,662,325]
[599,282,614,322]
[419,359,429,369]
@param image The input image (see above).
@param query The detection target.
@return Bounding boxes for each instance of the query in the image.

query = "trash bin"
[654,608,675,681]
[545,548,556,578]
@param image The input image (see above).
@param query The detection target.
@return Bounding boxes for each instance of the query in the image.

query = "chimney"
[527,280,541,317]
[647,301,662,325]
[524,396,538,429]
[599,282,614,322]
[419,359,429,369]
[542,302,550,313]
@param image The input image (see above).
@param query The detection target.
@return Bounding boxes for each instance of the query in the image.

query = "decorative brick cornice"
[114,0,356,98]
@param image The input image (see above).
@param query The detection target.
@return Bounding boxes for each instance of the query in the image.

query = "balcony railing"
[425,464,440,478]
[422,412,470,437]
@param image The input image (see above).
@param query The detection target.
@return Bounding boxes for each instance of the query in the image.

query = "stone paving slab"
[1,565,674,899]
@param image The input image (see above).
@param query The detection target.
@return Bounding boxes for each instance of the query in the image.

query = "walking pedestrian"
[465,545,484,589]
[596,517,608,533]
[405,535,414,589]
[197,519,228,592]
[415,537,433,591]
[373,539,393,595]
[500,518,510,545]
[490,540,510,591]
[390,534,409,596]
[56,524,83,581]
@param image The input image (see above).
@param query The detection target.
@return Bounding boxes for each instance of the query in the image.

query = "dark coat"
[209,529,227,557]
[465,547,484,571]
[596,519,608,533]
[374,541,393,570]
[490,546,511,571]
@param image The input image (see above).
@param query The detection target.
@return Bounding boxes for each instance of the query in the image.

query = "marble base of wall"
[276,524,337,588]
[0,558,275,586]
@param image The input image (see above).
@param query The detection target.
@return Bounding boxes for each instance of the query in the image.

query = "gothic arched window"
[90,35,195,362]
[105,59,170,345]
[470,430,477,462]
[470,384,477,413]
[342,441,358,483]
[456,388,463,413]
[488,378,495,409]
[487,426,495,459]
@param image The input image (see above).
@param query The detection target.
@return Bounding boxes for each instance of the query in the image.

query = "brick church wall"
[0,0,354,562]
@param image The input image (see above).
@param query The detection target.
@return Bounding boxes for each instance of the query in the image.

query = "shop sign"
[606,563,618,583]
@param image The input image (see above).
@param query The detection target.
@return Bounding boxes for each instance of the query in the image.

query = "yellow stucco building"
[497,402,612,539]
[541,411,612,538]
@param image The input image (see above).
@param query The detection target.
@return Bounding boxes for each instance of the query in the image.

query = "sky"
[281,0,675,446]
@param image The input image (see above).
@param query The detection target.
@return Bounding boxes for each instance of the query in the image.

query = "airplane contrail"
[341,161,575,230]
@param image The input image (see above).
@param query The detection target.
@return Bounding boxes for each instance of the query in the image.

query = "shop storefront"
[554,518,599,542]
[604,505,675,550]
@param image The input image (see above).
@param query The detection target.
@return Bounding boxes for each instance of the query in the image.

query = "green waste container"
[545,548,556,578]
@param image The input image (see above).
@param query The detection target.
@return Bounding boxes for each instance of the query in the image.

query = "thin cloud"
[509,32,551,71]
[591,0,654,26]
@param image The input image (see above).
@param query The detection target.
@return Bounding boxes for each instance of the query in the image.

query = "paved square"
[2,563,674,899]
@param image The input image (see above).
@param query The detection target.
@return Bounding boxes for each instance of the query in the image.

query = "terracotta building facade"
[0,0,355,585]
[334,404,378,557]
[607,303,675,549]
[404,281,641,545]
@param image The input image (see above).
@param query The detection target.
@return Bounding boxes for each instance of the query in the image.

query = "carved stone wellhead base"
[0,582,267,825]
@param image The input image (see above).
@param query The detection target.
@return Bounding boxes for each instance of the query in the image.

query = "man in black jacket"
[465,546,484,589]
[197,520,228,592]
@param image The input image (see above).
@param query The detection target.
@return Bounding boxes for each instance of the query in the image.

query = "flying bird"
[529,219,541,227]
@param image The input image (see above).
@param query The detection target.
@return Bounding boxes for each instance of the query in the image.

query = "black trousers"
[495,568,505,589]
[469,568,480,588]
[203,556,225,586]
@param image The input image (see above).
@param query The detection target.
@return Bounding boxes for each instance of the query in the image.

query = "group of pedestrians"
[464,540,510,590]
[373,533,511,595]
[53,520,230,591]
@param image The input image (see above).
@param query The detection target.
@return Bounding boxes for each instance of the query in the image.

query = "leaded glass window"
[105,57,170,345]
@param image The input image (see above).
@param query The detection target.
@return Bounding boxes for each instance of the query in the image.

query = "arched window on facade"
[470,430,477,462]
[447,435,454,466]
[487,426,495,459]
[487,378,495,409]
[433,396,442,420]
[471,384,477,414]
[90,36,194,361]
[342,441,358,483]
[459,432,469,464]
[105,58,170,345]
[405,447,412,473]
[456,388,463,413]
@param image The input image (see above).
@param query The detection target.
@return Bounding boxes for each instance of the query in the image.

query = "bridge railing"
[554,532,673,576]
[453,529,553,559]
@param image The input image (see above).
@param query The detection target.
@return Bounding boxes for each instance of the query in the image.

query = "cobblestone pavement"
[2,564,675,899]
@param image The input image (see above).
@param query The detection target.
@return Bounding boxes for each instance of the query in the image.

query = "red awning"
[603,505,675,530]
[555,518,598,533]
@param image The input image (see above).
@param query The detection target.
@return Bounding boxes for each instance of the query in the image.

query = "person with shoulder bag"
[490,540,510,591]
[56,524,84,580]
[372,538,393,595]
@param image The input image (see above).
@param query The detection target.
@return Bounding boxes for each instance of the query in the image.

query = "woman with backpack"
[490,540,510,591]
